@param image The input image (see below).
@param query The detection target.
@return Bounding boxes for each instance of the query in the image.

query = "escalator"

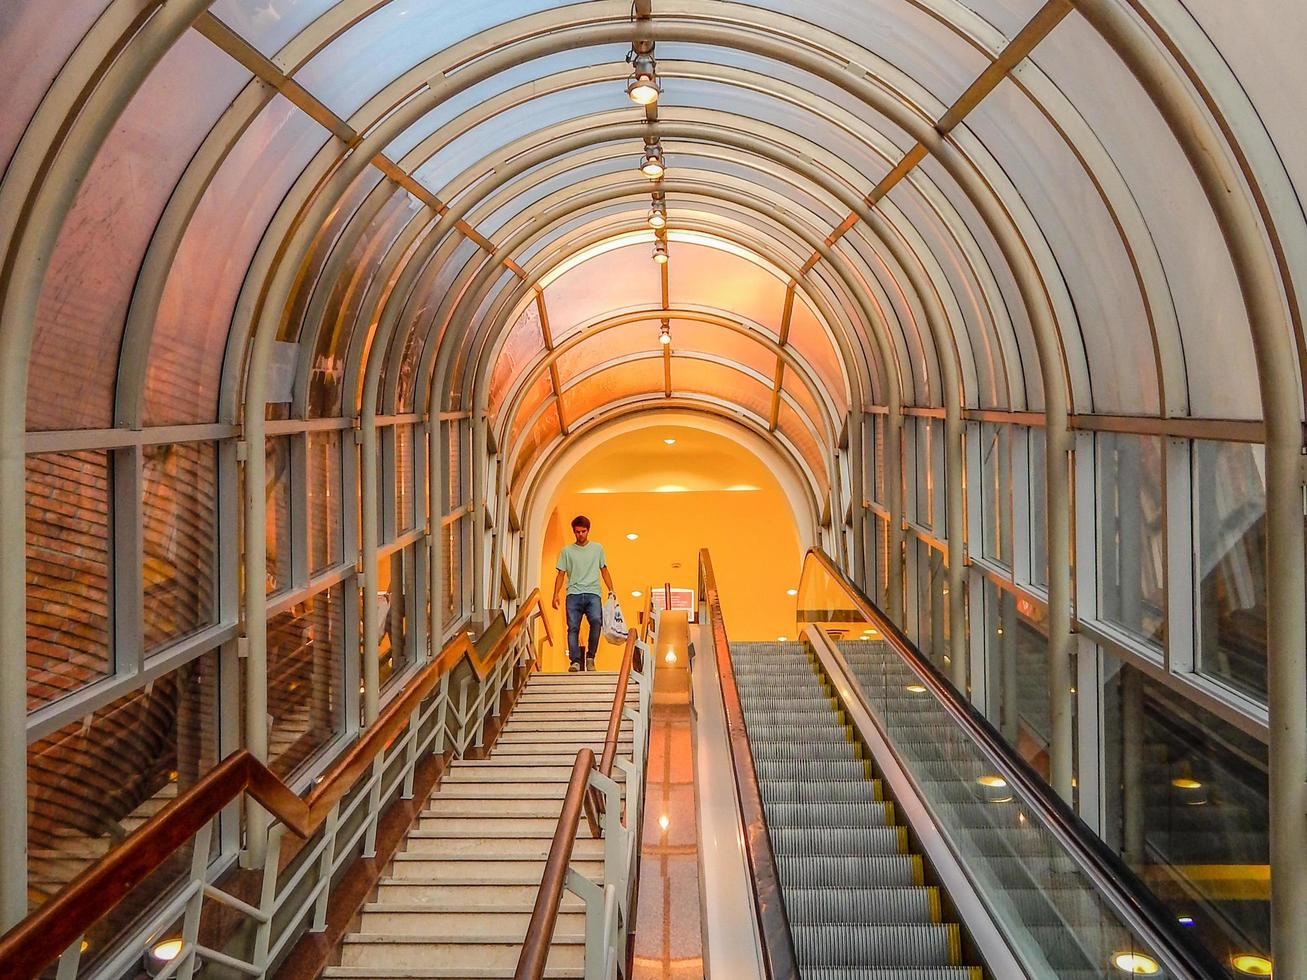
[733,641,980,980]
[695,548,1229,980]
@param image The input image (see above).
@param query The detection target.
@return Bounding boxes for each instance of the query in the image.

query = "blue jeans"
[565,593,603,667]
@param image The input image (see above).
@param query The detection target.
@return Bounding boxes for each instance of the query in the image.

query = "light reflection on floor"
[632,615,704,978]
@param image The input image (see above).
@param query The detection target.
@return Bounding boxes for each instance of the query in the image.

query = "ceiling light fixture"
[1231,953,1273,976]
[626,51,662,105]
[1112,952,1162,975]
[663,437,676,445]
[640,143,665,180]
[626,532,639,541]
[657,322,672,347]
[647,199,667,229]
[653,240,669,264]
[786,589,798,596]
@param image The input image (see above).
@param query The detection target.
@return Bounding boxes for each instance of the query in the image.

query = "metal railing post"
[362,755,385,857]
[312,802,341,932]
[175,820,213,980]
[402,707,420,800]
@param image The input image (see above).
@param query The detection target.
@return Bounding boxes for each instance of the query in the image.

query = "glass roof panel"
[733,0,991,108]
[658,43,918,154]
[0,0,110,175]
[916,155,1041,410]
[475,155,630,239]
[555,321,664,387]
[559,358,663,425]
[666,240,790,338]
[507,373,555,450]
[512,399,561,487]
[1032,15,1257,418]
[294,0,565,119]
[658,79,898,188]
[670,319,777,381]
[411,83,623,195]
[782,374,830,441]
[543,241,662,340]
[959,0,1047,37]
[673,357,773,422]
[147,96,330,426]
[209,0,341,57]
[786,292,847,414]
[490,301,546,416]
[778,398,829,496]
[385,46,629,161]
[29,31,250,430]
[1182,0,1307,216]
[965,78,1157,415]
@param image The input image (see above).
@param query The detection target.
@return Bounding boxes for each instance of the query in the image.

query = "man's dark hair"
[571,515,591,531]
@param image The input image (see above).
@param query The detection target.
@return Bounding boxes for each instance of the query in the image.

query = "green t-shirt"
[557,542,606,596]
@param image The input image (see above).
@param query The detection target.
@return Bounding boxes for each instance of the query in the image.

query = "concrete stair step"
[421,799,566,818]
[482,754,626,767]
[495,728,631,743]
[325,969,580,979]
[444,765,624,783]
[400,836,605,859]
[373,880,586,906]
[405,817,587,838]
[506,710,613,722]
[387,855,604,880]
[338,934,584,970]
[357,905,586,936]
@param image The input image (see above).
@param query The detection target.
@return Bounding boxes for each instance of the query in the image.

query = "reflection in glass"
[397,424,415,533]
[143,442,218,652]
[307,430,342,573]
[1101,652,1269,971]
[1096,433,1164,647]
[378,547,417,687]
[266,437,293,594]
[267,585,345,778]
[27,651,220,959]
[25,451,112,710]
[1193,441,1267,701]
[1028,428,1048,590]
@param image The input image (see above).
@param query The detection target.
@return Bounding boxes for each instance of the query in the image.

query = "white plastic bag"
[601,593,629,644]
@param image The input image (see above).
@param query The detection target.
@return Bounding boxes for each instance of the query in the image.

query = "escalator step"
[755,758,869,782]
[763,802,892,828]
[770,826,905,856]
[791,923,958,967]
[777,854,921,888]
[762,780,882,804]
[784,886,938,924]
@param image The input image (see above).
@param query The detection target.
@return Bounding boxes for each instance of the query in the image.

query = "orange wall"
[535,425,802,672]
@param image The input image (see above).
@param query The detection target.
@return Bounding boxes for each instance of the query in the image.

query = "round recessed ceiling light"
[631,590,643,598]
[906,684,927,694]
[663,437,676,445]
[786,588,798,596]
[626,532,639,541]
[777,636,788,642]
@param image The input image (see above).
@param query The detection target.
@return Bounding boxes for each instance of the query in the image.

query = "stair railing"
[698,549,800,980]
[517,594,657,980]
[0,592,551,980]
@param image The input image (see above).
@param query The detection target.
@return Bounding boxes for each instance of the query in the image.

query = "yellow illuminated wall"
[536,424,803,671]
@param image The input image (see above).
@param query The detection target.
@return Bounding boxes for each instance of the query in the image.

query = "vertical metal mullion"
[1073,431,1098,626]
[216,437,242,857]
[1075,634,1103,833]
[341,422,362,734]
[113,445,144,678]
[1010,426,1032,587]
[1164,437,1194,676]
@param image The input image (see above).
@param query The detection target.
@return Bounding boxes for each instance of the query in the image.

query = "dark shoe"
[568,662,580,672]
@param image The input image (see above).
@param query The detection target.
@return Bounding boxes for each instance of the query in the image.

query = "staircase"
[732,641,982,980]
[326,670,633,979]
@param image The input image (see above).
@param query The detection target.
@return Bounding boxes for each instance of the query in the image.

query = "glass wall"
[1095,433,1165,649]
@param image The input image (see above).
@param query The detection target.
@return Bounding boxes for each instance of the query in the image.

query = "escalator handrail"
[586,626,641,834]
[700,549,801,980]
[801,548,1228,980]
[0,591,552,980]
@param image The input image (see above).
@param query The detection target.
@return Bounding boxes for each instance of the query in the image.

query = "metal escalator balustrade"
[732,640,982,980]
[794,548,1229,980]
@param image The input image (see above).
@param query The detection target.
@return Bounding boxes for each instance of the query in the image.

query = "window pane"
[378,546,417,687]
[1028,428,1048,590]
[26,451,111,710]
[397,424,415,533]
[28,650,221,956]
[143,442,218,652]
[307,430,342,573]
[1101,655,1269,969]
[1193,441,1267,700]
[1096,434,1164,647]
[266,437,293,594]
[980,423,1012,566]
[267,584,345,778]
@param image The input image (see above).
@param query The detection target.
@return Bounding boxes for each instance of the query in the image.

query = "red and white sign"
[651,587,696,621]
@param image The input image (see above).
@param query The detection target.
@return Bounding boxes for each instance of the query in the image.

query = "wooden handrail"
[584,628,639,836]
[515,748,595,980]
[699,549,800,980]
[0,591,550,980]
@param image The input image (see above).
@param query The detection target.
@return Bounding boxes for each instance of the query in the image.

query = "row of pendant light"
[627,44,670,267]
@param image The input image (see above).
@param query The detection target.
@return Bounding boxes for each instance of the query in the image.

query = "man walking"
[552,515,615,672]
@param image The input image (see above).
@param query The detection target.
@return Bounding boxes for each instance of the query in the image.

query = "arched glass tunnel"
[2,0,1305,975]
